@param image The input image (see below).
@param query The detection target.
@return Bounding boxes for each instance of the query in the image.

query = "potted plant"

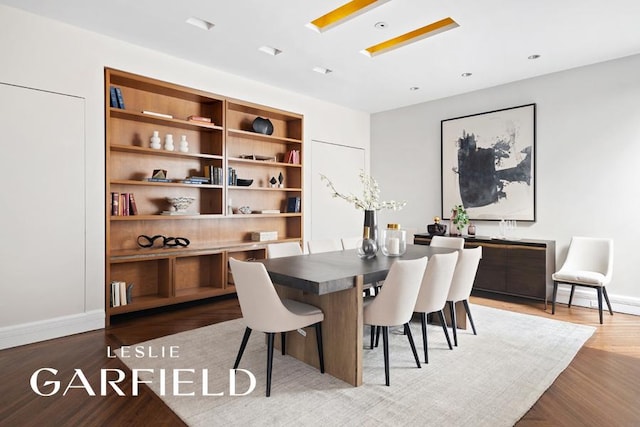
[450,204,469,236]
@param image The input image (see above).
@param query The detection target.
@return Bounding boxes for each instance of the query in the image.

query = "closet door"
[0,83,85,326]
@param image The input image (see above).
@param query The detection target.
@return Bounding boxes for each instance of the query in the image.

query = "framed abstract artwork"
[441,103,536,221]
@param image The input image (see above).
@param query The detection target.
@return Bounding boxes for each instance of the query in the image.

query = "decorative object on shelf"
[238,206,252,214]
[320,169,406,258]
[187,115,212,124]
[239,154,277,162]
[381,223,407,257]
[278,172,284,188]
[269,176,277,188]
[252,116,274,135]
[150,130,161,149]
[164,134,174,151]
[468,222,477,236]
[251,231,278,242]
[449,204,469,236]
[427,216,447,236]
[357,225,378,259]
[136,234,190,248]
[179,135,189,153]
[236,178,254,187]
[164,196,195,215]
[227,198,233,215]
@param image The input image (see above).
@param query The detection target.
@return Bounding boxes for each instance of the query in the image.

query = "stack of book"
[110,281,133,307]
[111,192,138,216]
[187,115,213,125]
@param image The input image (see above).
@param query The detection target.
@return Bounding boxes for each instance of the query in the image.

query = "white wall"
[371,54,640,315]
[0,5,369,348]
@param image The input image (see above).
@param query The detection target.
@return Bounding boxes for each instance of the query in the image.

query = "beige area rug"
[117,305,595,426]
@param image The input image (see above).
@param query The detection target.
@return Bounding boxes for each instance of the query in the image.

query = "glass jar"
[381,223,406,257]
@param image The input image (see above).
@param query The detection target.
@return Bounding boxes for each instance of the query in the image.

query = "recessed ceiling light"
[409,86,420,91]
[258,46,283,56]
[528,54,541,60]
[185,17,214,31]
[307,0,391,33]
[374,22,388,29]
[361,17,459,57]
[312,66,333,74]
[461,72,472,77]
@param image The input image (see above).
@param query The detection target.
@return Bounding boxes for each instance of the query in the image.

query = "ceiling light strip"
[362,17,459,57]
[308,0,390,33]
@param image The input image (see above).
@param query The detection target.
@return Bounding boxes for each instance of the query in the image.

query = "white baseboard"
[553,286,640,316]
[0,310,105,350]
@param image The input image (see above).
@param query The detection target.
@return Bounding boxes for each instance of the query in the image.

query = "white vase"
[179,135,189,153]
[164,134,174,151]
[150,131,161,149]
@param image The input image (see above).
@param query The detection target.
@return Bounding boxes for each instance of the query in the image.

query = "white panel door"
[0,83,85,326]
[310,140,365,242]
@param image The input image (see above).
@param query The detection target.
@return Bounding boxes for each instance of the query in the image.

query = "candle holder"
[381,223,406,257]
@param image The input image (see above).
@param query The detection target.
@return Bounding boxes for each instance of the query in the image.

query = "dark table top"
[259,244,456,295]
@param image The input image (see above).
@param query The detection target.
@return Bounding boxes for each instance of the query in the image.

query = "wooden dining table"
[259,244,462,386]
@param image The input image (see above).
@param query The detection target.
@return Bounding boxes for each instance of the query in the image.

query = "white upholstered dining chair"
[430,235,465,249]
[307,238,343,254]
[229,258,325,396]
[414,252,459,363]
[267,241,303,258]
[552,236,614,324]
[363,257,428,386]
[341,236,361,250]
[446,246,482,346]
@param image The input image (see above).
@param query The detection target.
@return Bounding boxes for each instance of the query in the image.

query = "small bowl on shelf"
[236,178,254,187]
[166,196,195,213]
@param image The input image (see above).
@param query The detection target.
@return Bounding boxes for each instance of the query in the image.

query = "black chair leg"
[375,325,381,347]
[568,285,576,308]
[405,323,421,369]
[449,301,458,347]
[266,332,275,397]
[370,324,375,349]
[281,331,286,356]
[603,287,614,316]
[233,327,252,369]
[315,322,325,373]
[552,281,558,314]
[462,300,477,335]
[420,312,428,363]
[597,287,603,324]
[382,326,390,386]
[437,310,453,350]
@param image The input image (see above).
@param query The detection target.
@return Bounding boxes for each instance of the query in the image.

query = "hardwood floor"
[1,294,638,426]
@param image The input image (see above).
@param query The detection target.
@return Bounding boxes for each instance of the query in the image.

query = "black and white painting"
[441,104,536,221]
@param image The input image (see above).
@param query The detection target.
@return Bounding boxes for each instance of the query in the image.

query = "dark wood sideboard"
[414,234,556,307]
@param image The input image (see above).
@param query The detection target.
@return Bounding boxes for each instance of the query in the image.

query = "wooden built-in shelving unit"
[105,68,303,324]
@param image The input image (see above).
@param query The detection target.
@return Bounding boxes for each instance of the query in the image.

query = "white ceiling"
[3,0,640,113]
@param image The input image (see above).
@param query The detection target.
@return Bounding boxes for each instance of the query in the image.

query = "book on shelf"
[114,87,125,109]
[204,166,223,185]
[256,209,281,214]
[128,193,138,215]
[111,281,132,307]
[109,86,119,108]
[146,177,172,182]
[228,167,237,186]
[142,110,173,119]
[111,192,138,216]
[286,196,301,213]
[284,149,301,164]
[111,192,119,216]
[187,115,212,124]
